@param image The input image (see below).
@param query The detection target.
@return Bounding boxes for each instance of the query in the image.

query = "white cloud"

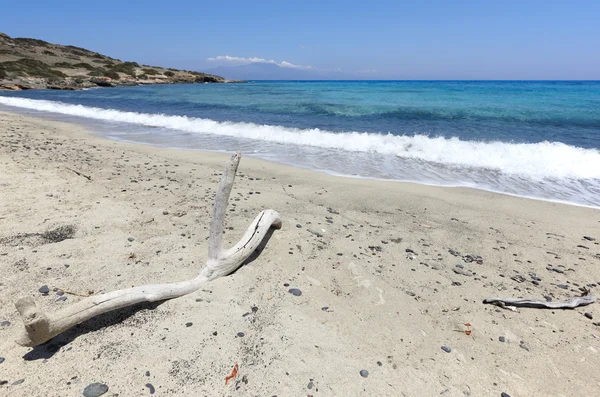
[207,55,311,70]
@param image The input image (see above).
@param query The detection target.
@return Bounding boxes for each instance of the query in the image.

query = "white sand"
[1,111,599,396]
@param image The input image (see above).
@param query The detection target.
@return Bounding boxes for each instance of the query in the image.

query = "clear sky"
[1,0,599,79]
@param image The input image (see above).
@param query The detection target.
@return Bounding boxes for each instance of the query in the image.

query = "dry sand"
[1,111,599,396]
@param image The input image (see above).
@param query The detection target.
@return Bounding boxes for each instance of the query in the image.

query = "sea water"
[1,80,599,207]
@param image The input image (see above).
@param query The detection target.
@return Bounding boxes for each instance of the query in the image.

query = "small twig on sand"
[66,167,91,181]
[57,288,94,297]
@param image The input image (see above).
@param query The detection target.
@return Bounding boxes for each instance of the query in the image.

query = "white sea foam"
[1,96,599,181]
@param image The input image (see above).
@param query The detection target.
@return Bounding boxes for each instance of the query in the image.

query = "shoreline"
[1,102,598,209]
[1,110,599,396]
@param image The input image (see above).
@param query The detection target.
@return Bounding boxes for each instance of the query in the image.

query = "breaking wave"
[1,96,599,182]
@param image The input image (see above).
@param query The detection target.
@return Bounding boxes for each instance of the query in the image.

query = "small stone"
[307,381,314,389]
[212,331,218,336]
[145,371,150,376]
[56,295,67,302]
[162,211,169,215]
[185,322,193,327]
[288,288,302,296]
[441,346,451,353]
[0,321,10,327]
[499,336,505,342]
[584,312,593,320]
[39,285,49,294]
[376,361,382,366]
[296,224,302,228]
[359,370,369,378]
[557,284,568,289]
[0,357,5,364]
[127,237,135,242]
[583,236,596,241]
[83,382,109,397]
[237,332,245,337]
[145,383,155,394]
[501,393,511,397]
[12,379,24,385]
[321,306,329,311]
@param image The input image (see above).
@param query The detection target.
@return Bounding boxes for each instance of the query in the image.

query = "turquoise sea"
[1,80,599,206]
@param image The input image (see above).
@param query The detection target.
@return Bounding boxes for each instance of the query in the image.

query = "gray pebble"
[321,306,329,311]
[441,345,451,353]
[162,210,169,215]
[0,357,4,364]
[127,237,135,242]
[499,336,505,342]
[56,296,67,302]
[296,224,302,228]
[237,332,245,337]
[185,322,193,327]
[39,285,49,294]
[83,382,109,397]
[585,312,593,320]
[12,379,24,385]
[501,393,511,397]
[307,381,314,389]
[359,369,369,378]
[145,383,155,394]
[288,288,302,296]
[0,321,10,327]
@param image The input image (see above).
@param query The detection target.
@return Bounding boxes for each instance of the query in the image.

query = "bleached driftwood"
[15,153,282,347]
[483,292,596,309]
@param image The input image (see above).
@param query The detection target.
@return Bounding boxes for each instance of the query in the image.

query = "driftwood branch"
[66,167,91,181]
[483,292,596,309]
[15,153,282,347]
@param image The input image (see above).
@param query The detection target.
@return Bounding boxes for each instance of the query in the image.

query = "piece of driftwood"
[483,292,596,309]
[66,167,91,181]
[15,153,282,347]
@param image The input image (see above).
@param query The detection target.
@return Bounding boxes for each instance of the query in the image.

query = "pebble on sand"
[145,383,156,394]
[441,346,452,353]
[359,370,369,378]
[501,393,511,397]
[289,288,302,296]
[584,312,593,320]
[83,382,109,397]
[39,285,49,294]
[499,336,506,342]
[185,322,193,327]
[0,357,5,364]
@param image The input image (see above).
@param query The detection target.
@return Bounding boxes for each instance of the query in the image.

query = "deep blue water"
[1,81,599,206]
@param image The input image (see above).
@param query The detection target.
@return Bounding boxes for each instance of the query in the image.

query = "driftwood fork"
[14,153,282,347]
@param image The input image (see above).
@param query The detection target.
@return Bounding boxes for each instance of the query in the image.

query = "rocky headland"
[0,32,237,91]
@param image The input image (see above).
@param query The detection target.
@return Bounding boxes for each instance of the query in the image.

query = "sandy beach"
[1,110,599,396]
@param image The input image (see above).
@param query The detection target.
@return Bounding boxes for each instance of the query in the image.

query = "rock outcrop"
[0,32,239,90]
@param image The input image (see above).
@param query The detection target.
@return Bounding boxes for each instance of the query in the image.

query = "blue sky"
[1,0,599,79]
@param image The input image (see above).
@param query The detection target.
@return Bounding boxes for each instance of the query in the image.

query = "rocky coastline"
[0,32,239,91]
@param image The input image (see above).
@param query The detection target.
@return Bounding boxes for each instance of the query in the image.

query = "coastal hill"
[0,32,230,90]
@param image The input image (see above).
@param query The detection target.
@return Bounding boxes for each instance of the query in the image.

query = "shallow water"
[1,80,599,206]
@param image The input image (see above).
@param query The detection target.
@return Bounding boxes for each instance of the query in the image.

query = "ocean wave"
[1,96,599,180]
